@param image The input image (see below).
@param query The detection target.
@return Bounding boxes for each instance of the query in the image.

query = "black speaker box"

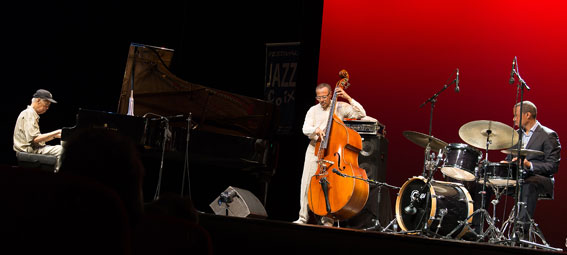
[344,135,393,229]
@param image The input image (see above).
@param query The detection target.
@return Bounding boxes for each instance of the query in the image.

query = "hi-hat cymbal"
[458,120,518,150]
[501,148,544,157]
[403,130,448,151]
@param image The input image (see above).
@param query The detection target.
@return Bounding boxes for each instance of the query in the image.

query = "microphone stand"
[181,113,192,200]
[155,117,170,201]
[500,58,561,251]
[404,69,458,236]
[331,169,400,232]
[143,112,171,201]
[419,69,459,178]
[510,56,529,245]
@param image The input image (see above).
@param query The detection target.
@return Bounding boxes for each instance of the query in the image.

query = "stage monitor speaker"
[345,135,393,229]
[209,186,268,219]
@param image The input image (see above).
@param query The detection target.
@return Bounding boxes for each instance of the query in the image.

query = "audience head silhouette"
[59,128,145,225]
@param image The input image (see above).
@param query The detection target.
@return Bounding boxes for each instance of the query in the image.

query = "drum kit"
[384,63,561,251]
[394,120,558,250]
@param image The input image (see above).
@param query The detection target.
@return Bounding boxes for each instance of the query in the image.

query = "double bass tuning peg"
[338,69,350,89]
[338,69,349,79]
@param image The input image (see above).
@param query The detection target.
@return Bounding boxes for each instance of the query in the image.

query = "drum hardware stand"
[478,130,494,236]
[444,133,507,242]
[442,179,505,242]
[433,208,448,237]
[498,201,562,251]
[442,205,503,242]
[422,143,432,178]
[442,174,505,242]
[331,169,401,232]
[378,217,399,233]
[496,156,561,251]
[488,183,509,229]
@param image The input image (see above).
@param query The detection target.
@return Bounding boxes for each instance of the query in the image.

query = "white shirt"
[521,120,540,171]
[302,99,366,144]
[521,120,539,149]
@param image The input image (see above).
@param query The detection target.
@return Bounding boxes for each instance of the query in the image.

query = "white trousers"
[296,143,334,225]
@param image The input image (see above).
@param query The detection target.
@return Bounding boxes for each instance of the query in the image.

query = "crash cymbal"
[458,120,519,150]
[403,130,448,151]
[501,148,544,157]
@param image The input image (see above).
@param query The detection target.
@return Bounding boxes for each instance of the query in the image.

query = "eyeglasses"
[315,94,330,100]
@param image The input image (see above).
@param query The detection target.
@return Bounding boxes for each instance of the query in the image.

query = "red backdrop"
[318,0,567,248]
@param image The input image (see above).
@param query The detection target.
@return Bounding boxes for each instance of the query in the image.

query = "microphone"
[404,189,422,215]
[509,56,516,85]
[143,112,168,121]
[454,68,460,93]
[404,203,417,215]
[218,189,237,205]
[332,169,345,177]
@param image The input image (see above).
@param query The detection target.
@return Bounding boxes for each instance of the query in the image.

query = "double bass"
[307,70,369,221]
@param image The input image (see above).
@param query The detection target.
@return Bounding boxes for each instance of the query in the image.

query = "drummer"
[501,101,561,237]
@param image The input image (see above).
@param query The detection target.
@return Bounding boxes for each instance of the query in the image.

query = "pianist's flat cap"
[33,89,57,103]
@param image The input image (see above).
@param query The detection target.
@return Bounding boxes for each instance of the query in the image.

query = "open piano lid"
[117,43,278,139]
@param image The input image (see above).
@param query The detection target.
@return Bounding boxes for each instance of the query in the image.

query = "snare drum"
[441,143,482,181]
[478,162,518,187]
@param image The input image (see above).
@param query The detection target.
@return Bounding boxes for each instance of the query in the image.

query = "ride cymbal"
[458,120,518,150]
[403,130,448,151]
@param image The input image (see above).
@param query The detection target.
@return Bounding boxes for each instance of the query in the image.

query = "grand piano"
[63,43,279,210]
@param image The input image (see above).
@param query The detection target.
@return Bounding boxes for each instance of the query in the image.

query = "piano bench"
[16,152,57,172]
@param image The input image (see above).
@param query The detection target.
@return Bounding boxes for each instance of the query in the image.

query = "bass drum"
[395,176,474,239]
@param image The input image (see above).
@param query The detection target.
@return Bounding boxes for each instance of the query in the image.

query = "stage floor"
[197,212,565,255]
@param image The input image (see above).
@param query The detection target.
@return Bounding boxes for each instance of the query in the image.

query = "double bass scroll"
[307,69,369,221]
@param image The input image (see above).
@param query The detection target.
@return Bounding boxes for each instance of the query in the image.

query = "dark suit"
[507,123,561,224]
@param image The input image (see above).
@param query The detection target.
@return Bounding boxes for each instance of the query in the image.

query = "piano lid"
[117,43,278,139]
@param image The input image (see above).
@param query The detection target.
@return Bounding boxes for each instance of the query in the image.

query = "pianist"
[13,89,62,171]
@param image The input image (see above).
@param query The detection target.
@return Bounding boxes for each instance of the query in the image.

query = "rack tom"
[441,143,482,181]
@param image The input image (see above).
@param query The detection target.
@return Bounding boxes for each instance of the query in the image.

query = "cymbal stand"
[496,153,561,251]
[498,194,562,251]
[478,129,493,235]
[444,131,505,242]
[421,142,432,178]
[442,184,505,242]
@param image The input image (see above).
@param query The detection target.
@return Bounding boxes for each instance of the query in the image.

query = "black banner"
[264,42,300,135]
